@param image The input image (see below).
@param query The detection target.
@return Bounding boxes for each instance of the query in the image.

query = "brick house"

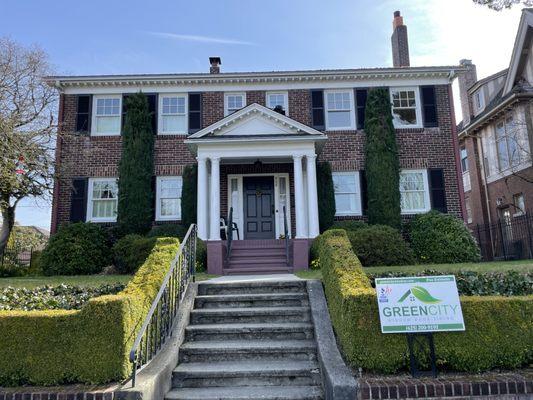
[48,11,464,274]
[457,9,533,232]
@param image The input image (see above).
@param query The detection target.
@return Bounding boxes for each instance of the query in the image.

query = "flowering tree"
[473,0,533,10]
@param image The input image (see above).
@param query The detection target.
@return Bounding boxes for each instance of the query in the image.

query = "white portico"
[185,103,326,245]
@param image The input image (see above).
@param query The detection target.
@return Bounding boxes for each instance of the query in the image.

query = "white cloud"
[146,31,256,46]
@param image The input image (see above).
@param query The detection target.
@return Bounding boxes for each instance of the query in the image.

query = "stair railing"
[283,206,290,266]
[129,224,197,387]
[225,206,234,262]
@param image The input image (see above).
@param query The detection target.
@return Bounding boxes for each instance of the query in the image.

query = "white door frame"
[227,173,292,240]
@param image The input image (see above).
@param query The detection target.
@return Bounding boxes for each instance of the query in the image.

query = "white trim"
[390,86,423,129]
[155,176,183,221]
[224,92,246,117]
[473,89,485,115]
[324,89,356,131]
[399,169,431,215]
[332,171,362,216]
[86,177,118,222]
[265,91,289,115]
[158,93,188,135]
[91,95,122,136]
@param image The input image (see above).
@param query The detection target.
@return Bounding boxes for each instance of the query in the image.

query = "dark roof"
[468,68,508,93]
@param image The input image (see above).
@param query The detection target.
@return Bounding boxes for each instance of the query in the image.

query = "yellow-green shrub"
[319,229,533,373]
[0,237,180,386]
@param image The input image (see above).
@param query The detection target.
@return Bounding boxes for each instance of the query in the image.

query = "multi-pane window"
[266,92,288,115]
[399,170,430,213]
[93,96,121,135]
[390,88,419,127]
[496,115,520,171]
[460,146,469,173]
[160,95,187,134]
[474,90,485,112]
[224,93,246,116]
[325,90,355,130]
[88,178,118,222]
[513,193,525,216]
[332,172,361,216]
[156,177,183,220]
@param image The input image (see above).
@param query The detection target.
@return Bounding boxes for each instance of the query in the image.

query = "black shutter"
[75,95,92,133]
[310,90,325,130]
[359,170,368,215]
[421,86,438,128]
[189,93,202,134]
[70,178,88,222]
[121,94,131,133]
[146,94,158,134]
[355,89,368,130]
[429,169,447,213]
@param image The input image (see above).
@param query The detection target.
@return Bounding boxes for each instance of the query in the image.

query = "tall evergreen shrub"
[364,88,401,229]
[316,161,336,232]
[117,92,155,235]
[181,164,197,227]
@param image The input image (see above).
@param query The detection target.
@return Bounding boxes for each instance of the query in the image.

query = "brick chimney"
[209,57,221,74]
[457,59,478,126]
[391,11,410,68]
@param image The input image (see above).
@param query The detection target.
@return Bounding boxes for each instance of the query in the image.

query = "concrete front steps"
[165,280,324,400]
[224,240,292,275]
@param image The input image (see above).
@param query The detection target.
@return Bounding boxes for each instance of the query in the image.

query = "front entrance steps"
[224,240,292,275]
[165,280,324,400]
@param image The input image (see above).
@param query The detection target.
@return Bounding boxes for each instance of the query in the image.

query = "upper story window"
[266,92,288,115]
[156,176,183,220]
[159,94,187,134]
[474,89,485,113]
[513,193,525,216]
[460,146,469,173]
[332,171,361,216]
[324,90,355,130]
[87,178,118,222]
[92,95,121,136]
[390,87,421,128]
[495,114,520,171]
[224,93,246,116]
[399,169,430,214]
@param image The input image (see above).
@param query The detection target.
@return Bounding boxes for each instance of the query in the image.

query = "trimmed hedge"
[318,229,533,373]
[0,237,180,386]
[112,234,156,274]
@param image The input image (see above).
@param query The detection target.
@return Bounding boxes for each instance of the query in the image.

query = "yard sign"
[375,275,465,334]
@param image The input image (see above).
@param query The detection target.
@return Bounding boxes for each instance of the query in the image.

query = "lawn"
[0,275,132,289]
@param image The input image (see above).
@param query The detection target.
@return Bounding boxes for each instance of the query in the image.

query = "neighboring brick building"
[457,9,533,234]
[47,11,464,274]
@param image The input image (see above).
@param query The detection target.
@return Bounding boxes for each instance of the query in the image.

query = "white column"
[293,155,306,238]
[209,157,221,240]
[196,156,208,240]
[306,154,320,238]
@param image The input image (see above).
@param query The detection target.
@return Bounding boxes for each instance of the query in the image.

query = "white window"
[390,87,421,128]
[474,90,485,112]
[92,95,121,135]
[460,146,469,173]
[87,178,118,222]
[266,92,289,115]
[325,90,355,130]
[224,93,246,116]
[496,115,521,171]
[159,94,187,134]
[513,193,525,216]
[332,171,361,216]
[156,176,183,220]
[465,198,473,224]
[399,169,431,214]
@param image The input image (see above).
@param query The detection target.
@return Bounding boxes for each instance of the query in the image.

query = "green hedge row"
[318,229,533,373]
[0,237,180,386]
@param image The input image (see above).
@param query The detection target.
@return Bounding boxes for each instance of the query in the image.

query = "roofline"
[467,69,508,94]
[503,9,533,95]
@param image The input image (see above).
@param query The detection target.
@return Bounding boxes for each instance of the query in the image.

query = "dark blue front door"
[243,176,275,239]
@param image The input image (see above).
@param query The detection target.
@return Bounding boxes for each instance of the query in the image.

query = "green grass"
[195,273,219,281]
[0,275,132,289]
[295,270,323,280]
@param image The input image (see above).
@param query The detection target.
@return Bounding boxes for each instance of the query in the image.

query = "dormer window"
[474,89,485,112]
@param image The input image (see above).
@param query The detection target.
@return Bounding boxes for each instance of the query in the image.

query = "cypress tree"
[316,161,336,232]
[117,92,155,235]
[181,164,197,227]
[364,88,401,229]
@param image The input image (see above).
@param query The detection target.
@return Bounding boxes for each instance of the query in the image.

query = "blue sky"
[1,0,523,229]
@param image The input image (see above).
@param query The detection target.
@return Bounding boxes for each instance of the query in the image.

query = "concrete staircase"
[224,240,292,275]
[165,280,323,400]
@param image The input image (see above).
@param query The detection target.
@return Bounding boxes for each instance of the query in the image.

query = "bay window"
[325,90,355,130]
[92,96,121,135]
[156,176,183,220]
[390,87,421,128]
[87,178,118,222]
[399,169,430,214]
[159,95,187,134]
[332,171,361,216]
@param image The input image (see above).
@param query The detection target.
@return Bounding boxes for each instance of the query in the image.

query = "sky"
[0,0,524,230]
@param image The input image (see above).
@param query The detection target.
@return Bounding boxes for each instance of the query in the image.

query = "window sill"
[90,132,121,137]
[326,126,356,132]
[87,218,117,223]
[335,212,362,217]
[401,209,430,215]
[155,216,181,222]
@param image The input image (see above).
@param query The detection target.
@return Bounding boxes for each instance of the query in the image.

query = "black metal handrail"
[129,224,197,387]
[226,207,234,262]
[283,206,289,265]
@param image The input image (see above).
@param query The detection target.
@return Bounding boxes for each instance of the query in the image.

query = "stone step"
[230,249,286,258]
[178,340,317,363]
[224,266,293,275]
[172,360,321,388]
[190,307,311,325]
[185,322,314,341]
[197,280,306,295]
[166,385,323,400]
[195,293,308,309]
